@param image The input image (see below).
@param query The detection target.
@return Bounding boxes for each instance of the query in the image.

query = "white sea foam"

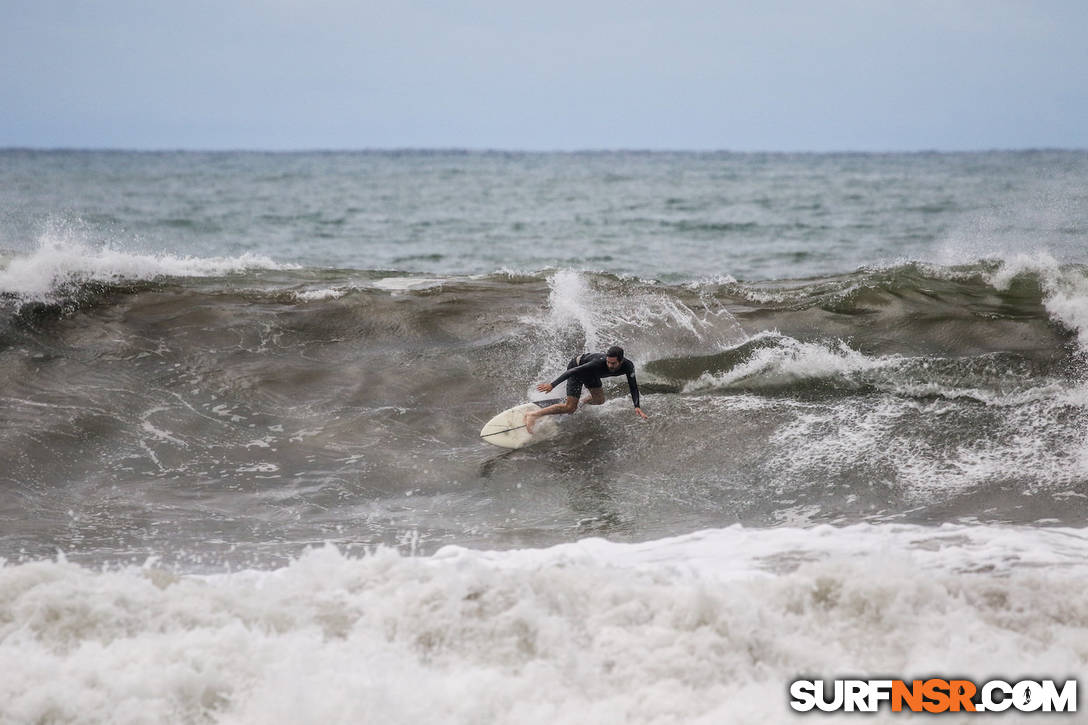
[770,387,1088,501]
[295,288,346,301]
[371,277,448,292]
[1,524,1086,724]
[0,236,297,302]
[683,336,896,393]
[676,331,1088,502]
[544,269,605,349]
[684,273,738,289]
[985,251,1088,355]
[683,333,1078,410]
[535,270,743,375]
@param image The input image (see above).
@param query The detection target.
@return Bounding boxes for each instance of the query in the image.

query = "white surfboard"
[479,398,564,449]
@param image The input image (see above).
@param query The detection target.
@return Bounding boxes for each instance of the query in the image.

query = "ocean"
[1,149,1087,723]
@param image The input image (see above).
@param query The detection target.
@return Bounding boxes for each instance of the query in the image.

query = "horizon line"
[2,145,1086,156]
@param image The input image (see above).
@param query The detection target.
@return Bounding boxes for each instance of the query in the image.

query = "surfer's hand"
[635,407,648,420]
[537,382,553,393]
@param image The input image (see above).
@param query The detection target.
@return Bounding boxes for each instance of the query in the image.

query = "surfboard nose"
[480,402,561,448]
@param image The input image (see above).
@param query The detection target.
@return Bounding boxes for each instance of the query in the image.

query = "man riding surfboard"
[525,345,648,433]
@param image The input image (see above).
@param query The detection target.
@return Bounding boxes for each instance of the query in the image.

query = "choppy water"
[1,150,1087,723]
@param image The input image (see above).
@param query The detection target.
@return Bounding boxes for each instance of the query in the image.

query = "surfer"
[525,346,648,433]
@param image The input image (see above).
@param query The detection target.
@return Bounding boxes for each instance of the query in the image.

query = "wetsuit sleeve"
[626,372,641,408]
[550,360,598,388]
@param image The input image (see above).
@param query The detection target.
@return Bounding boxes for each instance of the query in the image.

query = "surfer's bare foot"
[524,410,537,434]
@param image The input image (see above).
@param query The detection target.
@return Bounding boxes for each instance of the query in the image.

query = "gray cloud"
[3,0,1086,150]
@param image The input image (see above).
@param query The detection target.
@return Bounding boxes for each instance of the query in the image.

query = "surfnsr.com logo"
[790,679,1077,714]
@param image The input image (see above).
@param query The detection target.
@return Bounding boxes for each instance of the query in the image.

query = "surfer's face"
[605,355,621,371]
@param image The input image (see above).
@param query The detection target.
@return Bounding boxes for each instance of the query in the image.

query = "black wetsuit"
[550,353,641,408]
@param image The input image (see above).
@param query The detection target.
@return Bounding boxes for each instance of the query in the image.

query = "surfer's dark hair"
[606,345,624,360]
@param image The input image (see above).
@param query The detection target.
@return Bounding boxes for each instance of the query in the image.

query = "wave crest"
[0,236,297,305]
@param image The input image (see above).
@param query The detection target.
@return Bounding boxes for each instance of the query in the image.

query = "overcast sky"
[2,0,1086,151]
